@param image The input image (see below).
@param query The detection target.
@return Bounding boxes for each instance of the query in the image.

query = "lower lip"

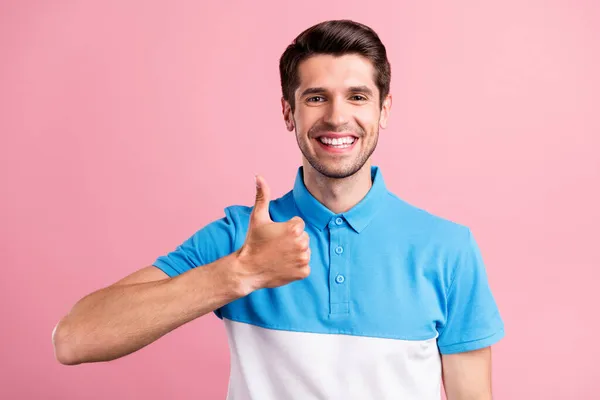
[316,138,358,154]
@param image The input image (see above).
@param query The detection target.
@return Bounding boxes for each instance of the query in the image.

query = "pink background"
[1,1,599,399]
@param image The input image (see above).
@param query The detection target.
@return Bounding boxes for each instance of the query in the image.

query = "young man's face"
[283,54,391,179]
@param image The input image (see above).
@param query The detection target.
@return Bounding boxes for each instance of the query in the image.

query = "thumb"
[251,174,272,225]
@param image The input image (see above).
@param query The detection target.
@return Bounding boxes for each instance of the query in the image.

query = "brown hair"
[279,19,391,112]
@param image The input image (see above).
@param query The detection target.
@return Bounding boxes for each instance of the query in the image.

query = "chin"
[313,162,364,180]
[299,142,371,180]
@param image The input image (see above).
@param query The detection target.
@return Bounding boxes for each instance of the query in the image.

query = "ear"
[379,93,392,130]
[281,97,294,131]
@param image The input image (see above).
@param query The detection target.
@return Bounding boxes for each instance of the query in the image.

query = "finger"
[287,216,305,233]
[250,175,273,225]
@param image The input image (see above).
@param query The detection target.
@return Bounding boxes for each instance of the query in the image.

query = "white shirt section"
[223,318,442,400]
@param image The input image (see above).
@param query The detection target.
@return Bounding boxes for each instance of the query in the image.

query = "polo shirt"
[153,165,505,400]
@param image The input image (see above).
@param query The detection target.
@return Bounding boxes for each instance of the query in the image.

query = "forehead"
[295,54,377,94]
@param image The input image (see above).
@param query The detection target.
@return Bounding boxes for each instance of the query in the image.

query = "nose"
[323,97,349,127]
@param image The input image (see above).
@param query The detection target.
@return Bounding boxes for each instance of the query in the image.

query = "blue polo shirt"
[153,165,505,399]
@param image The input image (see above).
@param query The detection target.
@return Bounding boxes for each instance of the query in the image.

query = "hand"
[235,175,311,293]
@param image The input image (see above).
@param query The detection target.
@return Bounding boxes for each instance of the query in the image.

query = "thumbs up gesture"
[235,175,311,293]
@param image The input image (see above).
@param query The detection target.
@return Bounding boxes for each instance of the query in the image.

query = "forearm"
[442,347,493,400]
[444,388,492,400]
[53,252,246,365]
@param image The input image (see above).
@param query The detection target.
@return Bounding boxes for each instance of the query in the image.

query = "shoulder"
[381,192,484,287]
[382,191,473,252]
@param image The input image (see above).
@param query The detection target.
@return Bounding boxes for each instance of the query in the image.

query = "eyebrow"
[348,86,374,96]
[300,85,375,98]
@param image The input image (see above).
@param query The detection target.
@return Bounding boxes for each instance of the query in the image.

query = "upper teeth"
[319,137,356,145]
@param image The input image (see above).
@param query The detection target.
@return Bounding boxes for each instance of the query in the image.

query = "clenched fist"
[235,175,311,293]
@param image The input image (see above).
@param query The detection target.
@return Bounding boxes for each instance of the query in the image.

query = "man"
[53,19,504,399]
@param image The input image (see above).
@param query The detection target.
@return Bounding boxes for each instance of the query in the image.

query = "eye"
[350,95,367,101]
[307,96,326,102]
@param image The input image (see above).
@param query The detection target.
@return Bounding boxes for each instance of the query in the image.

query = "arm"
[437,228,504,399]
[52,175,310,366]
[52,253,247,365]
[442,347,493,400]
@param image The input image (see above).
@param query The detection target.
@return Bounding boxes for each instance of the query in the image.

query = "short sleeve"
[437,228,505,354]
[152,207,238,278]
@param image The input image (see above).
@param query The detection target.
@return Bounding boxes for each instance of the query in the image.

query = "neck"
[301,160,373,214]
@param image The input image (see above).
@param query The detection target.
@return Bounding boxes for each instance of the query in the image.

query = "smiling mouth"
[317,136,357,149]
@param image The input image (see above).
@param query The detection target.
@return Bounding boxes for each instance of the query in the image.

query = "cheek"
[354,109,380,132]
[294,113,319,136]
[293,121,309,140]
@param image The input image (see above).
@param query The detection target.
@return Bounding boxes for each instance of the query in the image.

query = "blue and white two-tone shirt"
[153,165,505,400]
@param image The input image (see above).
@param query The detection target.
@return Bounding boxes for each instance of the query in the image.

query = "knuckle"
[288,223,301,235]
[298,265,311,278]
[298,251,310,263]
[295,238,309,250]
[292,216,305,228]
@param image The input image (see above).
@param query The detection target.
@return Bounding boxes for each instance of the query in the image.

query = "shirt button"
[335,246,344,254]
[335,217,343,225]
[335,274,345,284]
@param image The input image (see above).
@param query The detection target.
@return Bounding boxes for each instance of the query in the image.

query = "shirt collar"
[292,165,388,233]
